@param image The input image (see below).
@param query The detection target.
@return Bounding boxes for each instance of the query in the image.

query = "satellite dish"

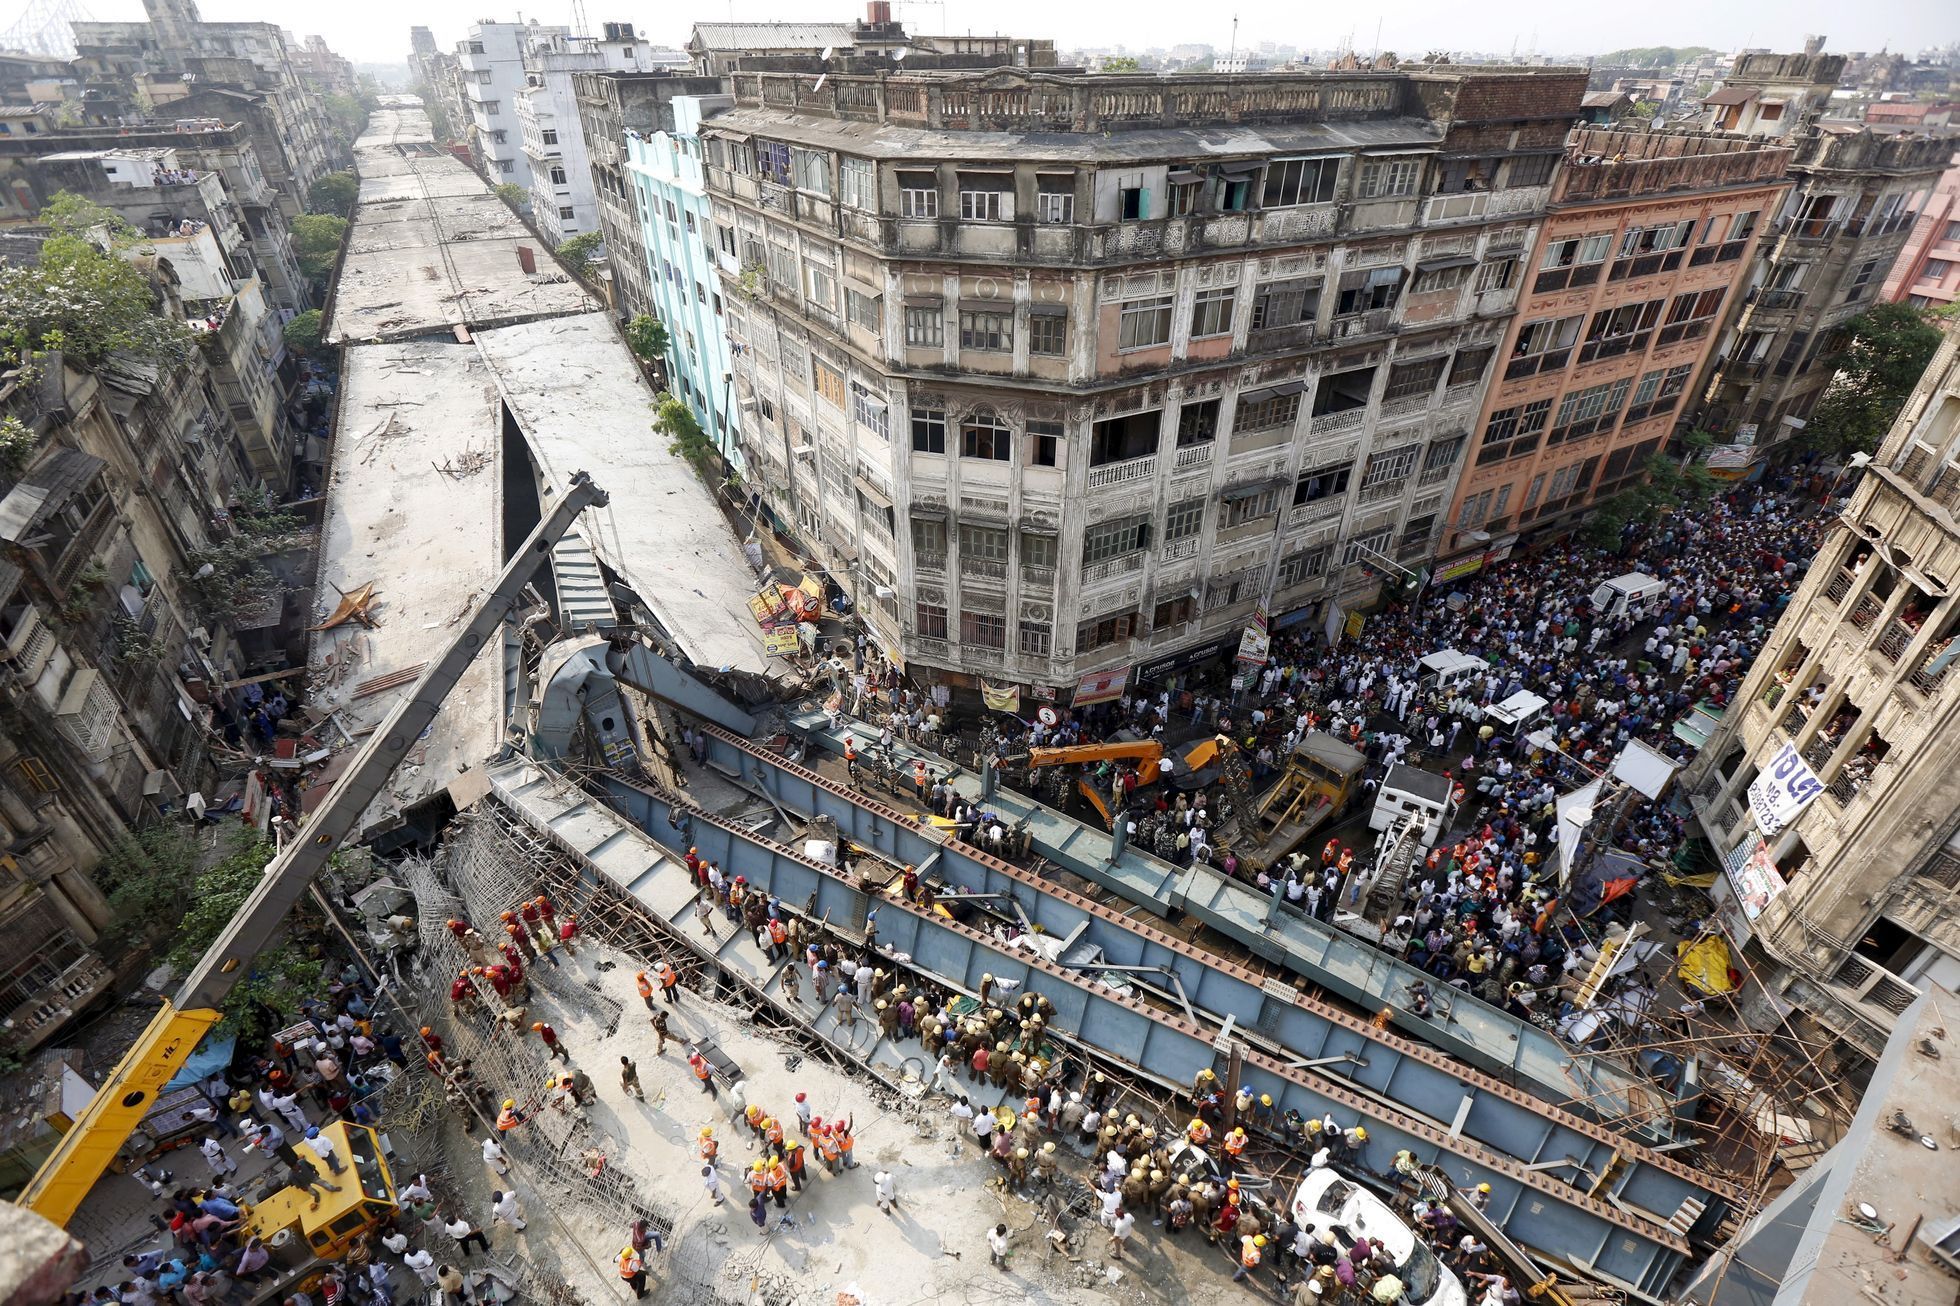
[813,73,828,92]
[820,45,835,59]
[893,47,908,61]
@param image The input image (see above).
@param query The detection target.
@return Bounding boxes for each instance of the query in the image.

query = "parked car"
[1290,1169,1467,1306]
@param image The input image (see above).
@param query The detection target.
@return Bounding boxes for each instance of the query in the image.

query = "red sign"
[1071,665,1130,706]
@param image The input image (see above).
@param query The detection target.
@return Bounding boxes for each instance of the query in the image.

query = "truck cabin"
[1485,690,1550,740]
[1590,571,1666,620]
[1368,764,1458,844]
[244,1123,397,1261]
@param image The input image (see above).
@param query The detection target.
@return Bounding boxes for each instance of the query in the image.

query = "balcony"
[1087,455,1157,489]
[1822,570,1853,605]
[1082,552,1144,586]
[1357,478,1409,506]
[1021,564,1056,587]
[1173,442,1216,471]
[914,550,946,573]
[1909,655,1952,697]
[1755,288,1804,311]
[1309,407,1366,437]
[1847,594,1883,629]
[1873,619,1916,664]
[1160,538,1199,561]
[1830,955,1920,1019]
[1378,391,1429,420]
[960,556,1007,581]
[1416,462,1457,489]
[1327,308,1395,342]
[1289,497,1346,527]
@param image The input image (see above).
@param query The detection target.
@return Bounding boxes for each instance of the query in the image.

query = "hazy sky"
[65,0,1958,68]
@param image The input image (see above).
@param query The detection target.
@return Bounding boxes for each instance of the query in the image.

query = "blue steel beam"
[483,755,1691,1298]
[693,723,1741,1232]
[770,714,1676,1149]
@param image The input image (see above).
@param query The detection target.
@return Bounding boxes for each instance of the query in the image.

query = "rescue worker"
[1233,1233,1266,1283]
[1222,1126,1248,1174]
[687,1047,716,1096]
[634,971,654,1011]
[617,1245,647,1299]
[657,960,681,1005]
[698,1127,719,1166]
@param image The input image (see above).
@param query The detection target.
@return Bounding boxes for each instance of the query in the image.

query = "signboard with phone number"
[1747,742,1824,836]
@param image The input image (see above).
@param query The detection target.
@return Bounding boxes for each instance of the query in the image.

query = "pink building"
[1883,149,1960,308]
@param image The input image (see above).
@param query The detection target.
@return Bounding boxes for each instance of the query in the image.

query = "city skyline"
[64,0,1959,70]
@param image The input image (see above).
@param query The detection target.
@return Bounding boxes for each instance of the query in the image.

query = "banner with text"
[1747,742,1823,836]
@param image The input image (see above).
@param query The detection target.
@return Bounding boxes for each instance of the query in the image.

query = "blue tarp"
[164,1032,237,1091]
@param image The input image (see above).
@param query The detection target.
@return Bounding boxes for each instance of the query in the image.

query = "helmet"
[420,1026,432,1036]
[1260,1094,1273,1107]
[1354,1127,1368,1141]
[1230,1127,1245,1138]
[1254,1235,1268,1248]
[306,1126,320,1138]
[1141,1127,1157,1139]
[688,846,697,854]
[1477,1183,1491,1194]
[1150,1170,1164,1181]
[811,1117,824,1128]
[995,1042,1007,1052]
[1197,1069,1216,1080]
[636,970,646,979]
[502,1099,515,1110]
[531,1022,543,1031]
[700,1126,713,1136]
[1015,1148,1029,1159]
[795,1092,806,1102]
[752,1160,765,1172]
[1227,1179,1239,1190]
[734,876,746,884]
[500,911,515,921]
[982,972,993,982]
[1042,1142,1056,1154]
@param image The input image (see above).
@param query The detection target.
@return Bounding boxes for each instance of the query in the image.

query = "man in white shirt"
[402,1248,436,1286]
[873,1170,896,1213]
[491,1190,526,1233]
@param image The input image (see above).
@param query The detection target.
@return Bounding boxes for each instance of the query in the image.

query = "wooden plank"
[223,667,308,690]
[351,662,427,699]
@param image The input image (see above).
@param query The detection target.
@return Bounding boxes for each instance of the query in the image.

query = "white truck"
[1416,648,1486,696]
[1590,571,1668,621]
[1486,689,1549,741]
[1369,763,1458,844]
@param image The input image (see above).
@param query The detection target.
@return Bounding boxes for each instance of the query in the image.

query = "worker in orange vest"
[764,1156,790,1208]
[766,917,788,962]
[698,1126,719,1165]
[744,1103,766,1142]
[496,1098,528,1134]
[1221,1126,1248,1174]
[1232,1234,1265,1283]
[617,1245,647,1299]
[747,1160,769,1200]
[1186,1117,1212,1150]
[844,735,859,781]
[634,970,654,1011]
[835,1114,859,1170]
[814,1120,842,1174]
[657,961,680,1005]
[687,1047,716,1097]
[764,1116,785,1149]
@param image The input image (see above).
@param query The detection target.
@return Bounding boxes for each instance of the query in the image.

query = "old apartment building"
[1682,325,1960,1059]
[1438,129,1790,567]
[705,66,1587,694]
[1693,43,1952,454]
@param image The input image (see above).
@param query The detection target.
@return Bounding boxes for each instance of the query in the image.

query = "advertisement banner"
[1236,608,1271,665]
[980,681,1022,714]
[1435,555,1485,585]
[762,627,801,657]
[1324,602,1346,648]
[1072,665,1130,706]
[1344,611,1366,640]
[1747,742,1823,835]
[1724,836,1788,922]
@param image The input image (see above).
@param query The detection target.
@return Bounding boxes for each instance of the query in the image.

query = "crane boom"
[19,471,610,1226]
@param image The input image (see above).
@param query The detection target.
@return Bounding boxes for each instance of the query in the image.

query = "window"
[1165,499,1206,541]
[1625,363,1693,423]
[1342,527,1394,567]
[1276,548,1329,587]
[1845,258,1883,300]
[1922,259,1952,280]
[912,517,947,558]
[846,288,881,332]
[1036,175,1075,223]
[1335,267,1404,315]
[755,140,792,185]
[959,309,1011,352]
[558,205,575,219]
[1170,179,1201,216]
[1152,595,1194,629]
[1477,398,1551,464]
[1292,464,1351,505]
[1578,298,1663,363]
[1475,259,1517,293]
[1118,295,1174,350]
[1533,231,1612,292]
[849,380,889,439]
[961,409,1012,460]
[1082,515,1150,565]
[911,407,946,453]
[1506,314,1582,378]
[1218,174,1252,212]
[549,165,568,186]
[1079,611,1139,650]
[1447,346,1493,387]
[916,602,948,638]
[1619,221,1694,256]
[1312,365,1375,416]
[1424,436,1465,471]
[1549,378,1631,443]
[959,524,1009,561]
[904,304,943,348]
[1505,154,1555,188]
[1413,262,1471,294]
[898,170,938,217]
[1235,390,1300,432]
[1029,311,1067,356]
[840,155,874,211]
[1028,420,1062,467]
[958,172,1011,221]
[1090,411,1160,465]
[1176,399,1219,446]
[1384,357,1444,401]
[1119,186,1146,220]
[1357,158,1421,199]
[1191,287,1236,338]
[1021,531,1057,569]
[1019,621,1052,656]
[1658,287,1724,343]
[1945,221,1960,242]
[804,260,837,311]
[1263,157,1339,207]
[813,360,846,408]
[541,128,558,145]
[789,147,831,194]
[1250,279,1320,332]
[1362,442,1420,486]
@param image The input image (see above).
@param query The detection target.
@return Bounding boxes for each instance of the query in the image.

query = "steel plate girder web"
[563,769,1689,1296]
[693,726,1736,1227]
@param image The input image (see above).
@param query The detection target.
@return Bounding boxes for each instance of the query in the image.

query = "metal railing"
[1086,454,1157,488]
[1873,619,1916,663]
[1848,595,1883,629]
[1822,570,1853,604]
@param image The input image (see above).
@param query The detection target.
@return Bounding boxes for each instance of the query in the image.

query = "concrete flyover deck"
[482,754,1699,1299]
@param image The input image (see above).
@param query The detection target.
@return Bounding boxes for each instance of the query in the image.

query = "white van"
[1590,572,1668,621]
[1369,764,1457,844]
[1291,1170,1467,1306]
[1486,690,1549,740]
[1417,649,1486,696]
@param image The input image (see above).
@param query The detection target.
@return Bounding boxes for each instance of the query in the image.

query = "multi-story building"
[1680,325,1960,1059]
[1883,151,1960,308]
[685,9,1059,79]
[1692,43,1952,454]
[572,67,726,319]
[1437,129,1790,566]
[457,19,568,189]
[704,65,1587,694]
[515,24,665,247]
[626,95,741,468]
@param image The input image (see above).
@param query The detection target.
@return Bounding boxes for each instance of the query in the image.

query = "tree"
[1099,56,1141,72]
[1798,303,1944,459]
[494,182,530,213]
[556,230,604,277]
[283,309,324,356]
[1584,445,1719,548]
[41,190,136,243]
[158,832,326,1033]
[625,314,669,361]
[655,392,714,470]
[180,487,306,622]
[307,170,359,218]
[291,213,350,281]
[413,82,454,142]
[0,233,193,370]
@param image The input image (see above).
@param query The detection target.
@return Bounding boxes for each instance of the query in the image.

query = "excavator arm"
[1025,739,1165,769]
[19,472,611,1228]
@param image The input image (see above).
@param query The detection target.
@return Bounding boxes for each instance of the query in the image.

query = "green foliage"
[291,213,350,281]
[0,414,38,479]
[1584,450,1719,547]
[556,230,604,277]
[736,263,762,300]
[166,833,326,1029]
[625,314,669,361]
[283,309,324,356]
[1798,303,1944,459]
[109,613,167,666]
[323,92,372,140]
[41,190,137,243]
[655,391,714,469]
[0,233,194,370]
[181,489,305,621]
[1629,99,1660,120]
[95,824,204,952]
[307,170,360,218]
[1596,45,1719,67]
[1099,56,1141,72]
[494,182,530,213]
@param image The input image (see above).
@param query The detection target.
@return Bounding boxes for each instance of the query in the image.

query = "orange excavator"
[1022,736,1219,827]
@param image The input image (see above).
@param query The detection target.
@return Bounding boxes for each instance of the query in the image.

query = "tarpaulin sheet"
[1676,935,1738,996]
[165,1032,237,1090]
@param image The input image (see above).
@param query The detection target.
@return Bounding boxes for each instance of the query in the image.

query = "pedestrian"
[702,1164,725,1205]
[481,1135,509,1175]
[781,963,802,1005]
[635,971,654,1011]
[531,1023,569,1063]
[401,1249,436,1287]
[1109,1207,1135,1260]
[199,1136,236,1178]
[620,1056,644,1099]
[657,960,681,1005]
[651,1009,670,1056]
[305,1126,344,1175]
[616,1245,647,1300]
[873,1169,896,1214]
[444,1214,490,1257]
[794,1092,812,1136]
[989,1223,1010,1270]
[491,1190,526,1234]
[688,1047,716,1096]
